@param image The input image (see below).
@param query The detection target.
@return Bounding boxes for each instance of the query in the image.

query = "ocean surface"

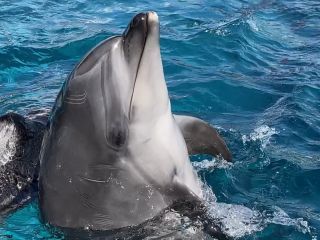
[0,0,319,239]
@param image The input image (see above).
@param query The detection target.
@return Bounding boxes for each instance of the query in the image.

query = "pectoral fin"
[174,115,232,161]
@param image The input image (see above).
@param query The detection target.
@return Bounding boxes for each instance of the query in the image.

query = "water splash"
[200,182,313,239]
[192,158,232,172]
[0,121,17,166]
[265,206,312,234]
[242,125,278,149]
[196,159,313,239]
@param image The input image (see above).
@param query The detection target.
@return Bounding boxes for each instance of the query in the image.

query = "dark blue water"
[0,0,319,239]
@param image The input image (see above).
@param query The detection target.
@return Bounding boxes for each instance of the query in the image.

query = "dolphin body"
[0,12,231,238]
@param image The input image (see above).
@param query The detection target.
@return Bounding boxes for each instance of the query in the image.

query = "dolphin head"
[64,12,167,150]
[40,13,207,230]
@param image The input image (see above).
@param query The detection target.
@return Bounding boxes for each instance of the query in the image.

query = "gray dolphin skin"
[37,11,232,236]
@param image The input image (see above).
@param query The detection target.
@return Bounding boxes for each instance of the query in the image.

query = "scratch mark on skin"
[65,91,87,105]
[79,173,124,187]
[80,176,109,183]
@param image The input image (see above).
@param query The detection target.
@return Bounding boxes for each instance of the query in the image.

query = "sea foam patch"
[0,121,18,166]
[242,125,278,149]
[192,158,232,172]
[201,182,313,238]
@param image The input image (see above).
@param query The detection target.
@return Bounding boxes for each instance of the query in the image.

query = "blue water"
[0,0,319,239]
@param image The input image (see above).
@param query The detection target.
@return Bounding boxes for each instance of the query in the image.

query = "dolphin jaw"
[122,11,163,122]
[128,12,170,124]
[147,11,159,24]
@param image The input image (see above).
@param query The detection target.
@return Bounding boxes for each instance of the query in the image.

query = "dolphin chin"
[37,11,231,238]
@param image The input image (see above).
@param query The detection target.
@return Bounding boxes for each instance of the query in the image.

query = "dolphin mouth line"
[128,13,149,120]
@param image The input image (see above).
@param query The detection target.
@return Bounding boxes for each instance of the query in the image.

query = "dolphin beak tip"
[147,11,159,23]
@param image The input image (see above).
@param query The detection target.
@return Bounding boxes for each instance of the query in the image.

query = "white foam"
[242,125,278,149]
[266,206,312,234]
[102,4,136,14]
[247,17,259,31]
[26,108,50,121]
[84,18,112,25]
[201,184,264,238]
[193,161,312,238]
[201,183,312,238]
[192,158,232,172]
[0,121,18,165]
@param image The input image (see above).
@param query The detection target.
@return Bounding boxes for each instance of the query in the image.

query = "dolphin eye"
[131,13,146,28]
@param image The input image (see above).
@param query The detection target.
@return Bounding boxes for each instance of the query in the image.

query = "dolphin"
[0,11,231,238]
[39,11,231,232]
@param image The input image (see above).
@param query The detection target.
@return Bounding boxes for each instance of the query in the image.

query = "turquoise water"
[0,0,319,239]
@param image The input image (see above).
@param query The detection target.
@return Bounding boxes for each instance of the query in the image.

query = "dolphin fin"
[174,115,232,161]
